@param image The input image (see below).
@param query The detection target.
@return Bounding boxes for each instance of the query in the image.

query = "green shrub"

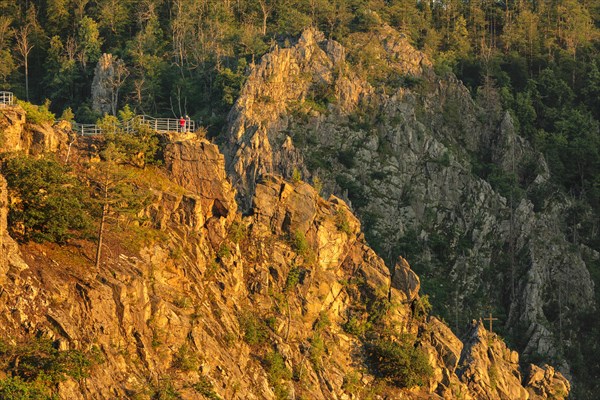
[343,315,371,337]
[400,75,423,89]
[335,175,368,208]
[152,379,180,399]
[335,208,352,234]
[337,149,356,168]
[264,351,292,400]
[312,176,323,195]
[0,376,53,400]
[367,298,391,326]
[370,171,386,181]
[489,364,499,390]
[292,167,302,183]
[228,221,247,244]
[173,295,192,309]
[342,371,362,396]
[309,334,325,371]
[192,375,221,399]
[59,107,75,123]
[205,260,219,279]
[264,351,292,382]
[101,113,161,168]
[217,243,231,259]
[367,335,433,388]
[238,313,268,346]
[314,312,331,332]
[0,337,101,390]
[413,295,432,320]
[17,100,55,125]
[291,230,309,255]
[151,330,163,348]
[3,155,92,243]
[172,344,199,372]
[436,151,451,167]
[265,316,278,331]
[284,266,301,292]
[303,98,328,114]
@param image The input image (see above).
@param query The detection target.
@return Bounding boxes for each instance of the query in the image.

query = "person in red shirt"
[179,116,186,133]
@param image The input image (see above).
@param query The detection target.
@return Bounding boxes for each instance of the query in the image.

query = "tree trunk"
[95,174,110,269]
[95,202,108,268]
[260,1,269,36]
[24,57,29,101]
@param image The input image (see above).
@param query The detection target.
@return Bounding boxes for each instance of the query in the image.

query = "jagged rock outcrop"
[459,321,530,399]
[391,256,421,302]
[224,26,432,206]
[220,24,595,376]
[525,364,571,399]
[224,28,375,205]
[458,321,570,400]
[91,53,128,116]
[0,116,569,399]
[164,137,238,220]
[0,105,70,155]
[0,175,28,284]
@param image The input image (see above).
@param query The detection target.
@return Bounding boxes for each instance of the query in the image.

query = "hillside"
[0,1,598,396]
[0,104,570,399]
[221,26,599,395]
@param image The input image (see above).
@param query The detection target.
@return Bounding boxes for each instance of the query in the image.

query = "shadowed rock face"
[0,114,569,399]
[220,24,595,375]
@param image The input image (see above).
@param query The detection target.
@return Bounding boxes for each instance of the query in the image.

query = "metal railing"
[131,115,196,134]
[72,115,197,136]
[0,91,14,107]
[72,123,104,136]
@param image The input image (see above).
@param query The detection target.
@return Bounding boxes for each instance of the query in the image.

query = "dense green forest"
[0,0,599,394]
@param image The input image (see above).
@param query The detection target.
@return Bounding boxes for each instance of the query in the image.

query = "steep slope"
[221,26,596,379]
[0,112,568,399]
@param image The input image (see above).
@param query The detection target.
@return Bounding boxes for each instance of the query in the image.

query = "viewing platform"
[72,115,197,136]
[1,91,197,136]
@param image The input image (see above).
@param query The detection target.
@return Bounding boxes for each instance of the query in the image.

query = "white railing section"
[0,91,14,107]
[72,123,104,136]
[72,115,197,136]
[129,115,196,134]
[0,93,198,136]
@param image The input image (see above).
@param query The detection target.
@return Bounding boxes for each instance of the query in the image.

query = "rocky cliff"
[221,25,596,380]
[0,112,569,399]
[0,105,71,155]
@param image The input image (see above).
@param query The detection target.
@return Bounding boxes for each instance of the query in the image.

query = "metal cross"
[484,313,498,333]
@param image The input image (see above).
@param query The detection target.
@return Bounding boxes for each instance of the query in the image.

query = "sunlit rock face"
[221,25,594,374]
[0,118,569,398]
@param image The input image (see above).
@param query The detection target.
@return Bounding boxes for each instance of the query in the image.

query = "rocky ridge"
[0,113,569,399]
[0,105,71,155]
[221,25,596,374]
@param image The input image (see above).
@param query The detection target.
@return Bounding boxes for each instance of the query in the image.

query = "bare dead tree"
[14,23,34,100]
[108,58,129,116]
